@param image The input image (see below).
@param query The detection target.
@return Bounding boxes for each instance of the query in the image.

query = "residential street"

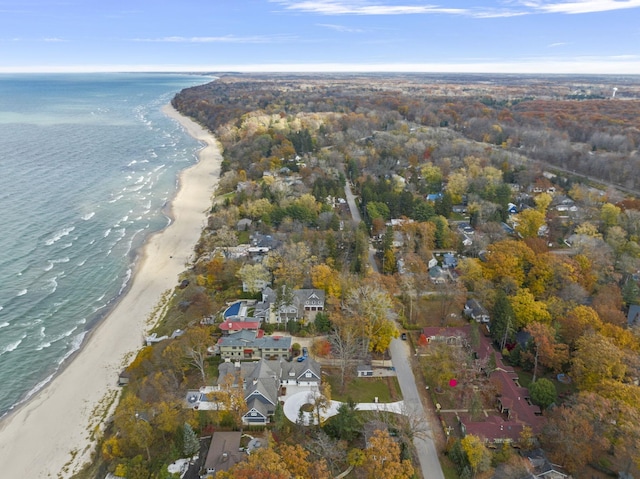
[343,181,445,479]
[390,337,445,479]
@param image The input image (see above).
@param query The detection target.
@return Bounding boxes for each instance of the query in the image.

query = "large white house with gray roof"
[216,330,291,360]
[217,358,321,424]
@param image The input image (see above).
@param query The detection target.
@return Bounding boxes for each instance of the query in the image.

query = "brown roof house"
[202,431,244,478]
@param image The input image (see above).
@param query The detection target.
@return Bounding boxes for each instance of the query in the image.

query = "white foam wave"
[127,160,137,167]
[57,331,87,365]
[16,289,27,297]
[61,242,73,249]
[44,226,75,246]
[44,262,53,272]
[82,212,95,221]
[108,194,123,204]
[22,373,55,402]
[0,322,9,329]
[46,277,58,294]
[1,334,26,354]
[103,228,111,238]
[140,159,149,163]
[135,176,144,184]
[119,268,132,294]
[39,326,46,338]
[77,258,87,266]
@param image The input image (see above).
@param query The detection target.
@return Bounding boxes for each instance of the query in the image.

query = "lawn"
[325,372,402,403]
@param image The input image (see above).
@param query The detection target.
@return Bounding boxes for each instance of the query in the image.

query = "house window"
[251,411,256,416]
[305,372,312,378]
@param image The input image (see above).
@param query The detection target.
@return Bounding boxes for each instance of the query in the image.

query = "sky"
[1,0,640,74]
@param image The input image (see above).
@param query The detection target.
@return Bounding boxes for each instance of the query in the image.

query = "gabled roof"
[204,431,244,473]
[460,414,525,443]
[278,357,321,381]
[219,320,260,333]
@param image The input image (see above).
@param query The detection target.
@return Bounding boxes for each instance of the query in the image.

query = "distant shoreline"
[0,104,221,477]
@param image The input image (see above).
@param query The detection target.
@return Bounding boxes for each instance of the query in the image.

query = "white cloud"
[317,23,365,32]
[43,37,67,42]
[548,41,569,47]
[272,0,640,16]
[271,1,469,15]
[521,0,640,14]
[133,35,294,43]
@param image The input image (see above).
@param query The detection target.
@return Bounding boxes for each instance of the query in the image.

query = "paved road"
[344,180,445,478]
[390,336,445,479]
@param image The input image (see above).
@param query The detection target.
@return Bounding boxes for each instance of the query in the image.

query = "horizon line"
[2,61,640,75]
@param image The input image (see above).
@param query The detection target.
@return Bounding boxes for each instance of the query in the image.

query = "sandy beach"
[0,105,221,477]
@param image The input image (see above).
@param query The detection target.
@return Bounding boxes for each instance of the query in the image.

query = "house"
[357,364,374,377]
[442,253,458,269]
[217,358,321,424]
[429,266,448,284]
[507,203,518,214]
[423,326,545,443]
[255,287,325,324]
[202,431,244,477]
[522,449,570,479]
[218,320,261,335]
[464,299,490,323]
[216,330,291,360]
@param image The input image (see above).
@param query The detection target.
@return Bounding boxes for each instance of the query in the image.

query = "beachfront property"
[202,431,244,477]
[254,287,325,324]
[216,358,322,424]
[215,330,291,360]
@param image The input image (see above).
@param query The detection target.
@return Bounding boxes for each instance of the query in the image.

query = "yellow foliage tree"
[361,429,414,479]
[510,288,551,328]
[311,263,342,298]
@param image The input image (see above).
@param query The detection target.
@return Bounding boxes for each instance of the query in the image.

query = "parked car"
[297,346,308,362]
[401,333,407,340]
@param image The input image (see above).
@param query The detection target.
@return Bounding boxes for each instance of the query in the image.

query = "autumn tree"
[571,332,626,391]
[524,322,568,381]
[510,288,551,328]
[542,400,607,473]
[311,263,342,298]
[461,434,492,476]
[343,283,397,354]
[183,325,214,384]
[236,263,270,294]
[559,305,603,348]
[514,209,546,239]
[360,429,414,479]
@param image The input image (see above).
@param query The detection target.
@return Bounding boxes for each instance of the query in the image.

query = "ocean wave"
[0,322,9,329]
[44,226,76,246]
[77,258,87,266]
[119,268,132,295]
[45,257,70,271]
[61,242,73,249]
[22,373,56,403]
[16,289,27,297]
[1,334,27,355]
[135,175,144,184]
[108,194,123,204]
[82,212,95,221]
[46,277,58,294]
[127,160,137,167]
[57,331,87,365]
[103,228,111,238]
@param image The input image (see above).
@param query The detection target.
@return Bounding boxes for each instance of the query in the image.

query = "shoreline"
[0,104,221,477]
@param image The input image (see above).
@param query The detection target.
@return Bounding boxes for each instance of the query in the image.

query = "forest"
[77,74,640,479]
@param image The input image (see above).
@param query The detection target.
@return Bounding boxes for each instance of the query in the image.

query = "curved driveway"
[283,390,405,425]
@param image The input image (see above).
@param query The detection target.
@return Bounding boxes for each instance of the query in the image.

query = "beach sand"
[0,105,220,477]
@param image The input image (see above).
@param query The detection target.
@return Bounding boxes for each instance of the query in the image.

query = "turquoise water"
[0,73,212,416]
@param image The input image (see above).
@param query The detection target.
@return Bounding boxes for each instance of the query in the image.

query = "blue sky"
[1,0,640,73]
